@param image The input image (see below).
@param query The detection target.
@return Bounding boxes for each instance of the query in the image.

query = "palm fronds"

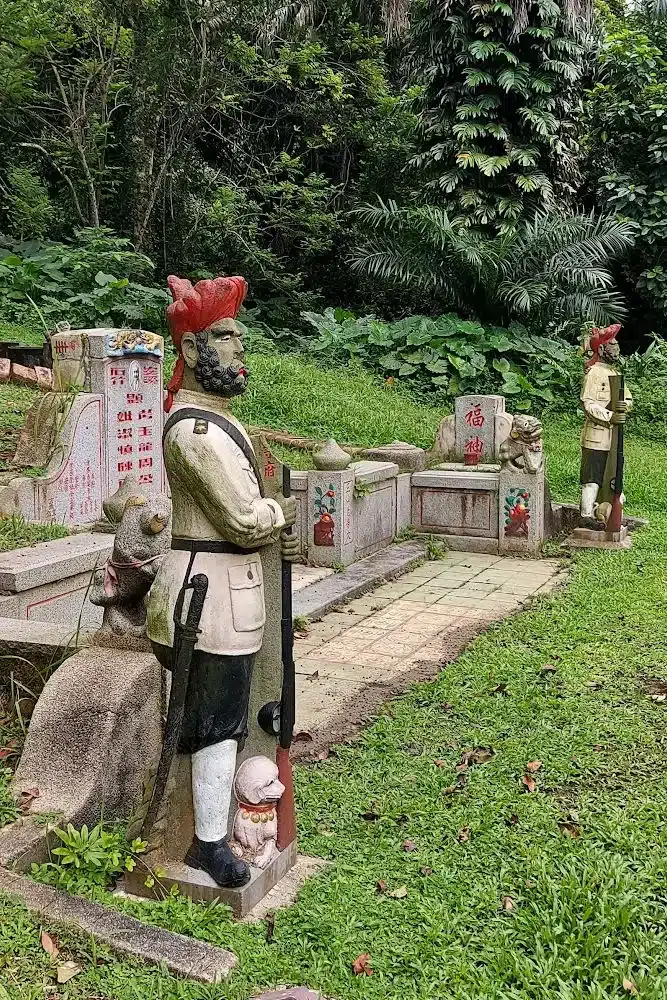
[348,199,636,332]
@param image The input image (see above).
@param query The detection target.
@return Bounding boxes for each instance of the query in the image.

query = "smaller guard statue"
[580,324,632,527]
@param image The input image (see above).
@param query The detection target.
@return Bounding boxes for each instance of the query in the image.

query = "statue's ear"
[181,331,198,369]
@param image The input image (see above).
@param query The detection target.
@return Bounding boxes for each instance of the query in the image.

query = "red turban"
[164,275,248,411]
[586,324,621,370]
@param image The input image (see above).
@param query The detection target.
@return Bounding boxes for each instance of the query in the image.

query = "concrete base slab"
[0,866,236,983]
[124,841,298,918]
[243,855,328,922]
[564,526,632,550]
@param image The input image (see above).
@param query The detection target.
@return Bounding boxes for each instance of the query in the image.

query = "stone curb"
[0,867,237,983]
[0,360,53,391]
[293,540,426,621]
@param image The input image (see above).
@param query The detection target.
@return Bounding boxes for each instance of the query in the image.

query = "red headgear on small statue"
[164,275,248,412]
[586,323,621,370]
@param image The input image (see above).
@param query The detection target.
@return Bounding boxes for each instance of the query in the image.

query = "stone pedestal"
[498,464,545,556]
[307,462,399,567]
[565,525,632,550]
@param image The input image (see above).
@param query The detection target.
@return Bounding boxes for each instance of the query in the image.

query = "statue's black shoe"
[579,516,606,531]
[185,837,250,888]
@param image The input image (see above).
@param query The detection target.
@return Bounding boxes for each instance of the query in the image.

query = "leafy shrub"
[33,822,146,893]
[300,308,581,410]
[0,228,169,333]
[623,335,667,441]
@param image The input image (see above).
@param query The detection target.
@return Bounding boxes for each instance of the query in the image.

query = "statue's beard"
[194,333,248,397]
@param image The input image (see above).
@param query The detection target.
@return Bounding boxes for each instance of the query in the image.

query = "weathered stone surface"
[34,366,53,391]
[350,460,398,484]
[498,465,545,556]
[396,473,412,534]
[294,539,426,620]
[308,468,355,567]
[12,646,162,827]
[0,570,104,631]
[11,393,60,470]
[455,395,505,465]
[431,414,455,461]
[0,868,236,983]
[0,358,10,383]
[312,438,351,471]
[360,441,426,472]
[412,469,499,539]
[253,990,322,1000]
[0,617,87,688]
[89,490,171,646]
[11,363,38,388]
[0,533,112,593]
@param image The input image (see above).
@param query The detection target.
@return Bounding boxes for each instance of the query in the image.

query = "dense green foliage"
[583,4,667,338]
[409,0,587,230]
[300,307,581,408]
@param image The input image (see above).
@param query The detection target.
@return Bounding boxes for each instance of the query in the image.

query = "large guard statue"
[580,324,632,525]
[146,276,297,889]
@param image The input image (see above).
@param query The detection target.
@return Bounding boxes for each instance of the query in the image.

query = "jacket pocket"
[228,561,265,633]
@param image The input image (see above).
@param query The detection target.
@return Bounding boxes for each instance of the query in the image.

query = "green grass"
[0,513,68,552]
[0,383,40,468]
[3,351,667,998]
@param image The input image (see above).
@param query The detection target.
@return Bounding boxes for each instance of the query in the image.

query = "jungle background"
[1,0,667,422]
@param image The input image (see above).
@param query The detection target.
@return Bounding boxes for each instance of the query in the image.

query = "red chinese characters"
[126,392,143,405]
[463,435,485,466]
[465,404,485,428]
[142,365,159,385]
[117,410,132,423]
[110,367,126,387]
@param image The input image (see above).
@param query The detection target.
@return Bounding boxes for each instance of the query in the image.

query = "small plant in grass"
[332,560,345,573]
[424,535,447,561]
[32,823,146,892]
[0,514,68,552]
[293,615,310,634]
[394,525,417,543]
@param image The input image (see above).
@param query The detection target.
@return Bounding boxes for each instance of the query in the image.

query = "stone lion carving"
[89,491,172,648]
[499,414,544,474]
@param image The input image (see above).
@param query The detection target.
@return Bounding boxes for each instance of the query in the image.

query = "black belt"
[171,538,261,555]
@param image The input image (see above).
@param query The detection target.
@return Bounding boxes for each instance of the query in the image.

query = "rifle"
[276,461,296,849]
[606,371,625,537]
[140,571,209,842]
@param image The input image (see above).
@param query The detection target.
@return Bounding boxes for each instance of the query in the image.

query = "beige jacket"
[147,395,284,656]
[580,362,632,452]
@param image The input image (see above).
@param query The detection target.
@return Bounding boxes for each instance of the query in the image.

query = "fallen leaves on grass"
[56,961,82,984]
[526,760,542,773]
[402,840,417,852]
[506,814,519,827]
[360,809,380,822]
[419,866,433,876]
[18,787,40,813]
[0,740,18,760]
[352,953,373,976]
[501,896,514,912]
[456,747,494,774]
[540,663,557,674]
[40,931,60,959]
[265,912,275,943]
[434,759,447,768]
[558,820,581,838]
[623,979,639,996]
[440,702,453,713]
[490,683,508,695]
[388,885,408,899]
[522,775,536,793]
[457,826,470,843]
[375,880,388,894]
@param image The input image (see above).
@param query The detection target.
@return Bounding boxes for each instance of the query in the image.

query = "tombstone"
[454,395,505,465]
[0,329,165,526]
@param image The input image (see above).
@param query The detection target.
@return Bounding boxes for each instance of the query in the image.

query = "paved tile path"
[294,551,565,740]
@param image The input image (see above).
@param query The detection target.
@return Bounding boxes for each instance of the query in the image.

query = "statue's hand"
[612,411,627,424]
[277,495,297,528]
[281,530,301,563]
